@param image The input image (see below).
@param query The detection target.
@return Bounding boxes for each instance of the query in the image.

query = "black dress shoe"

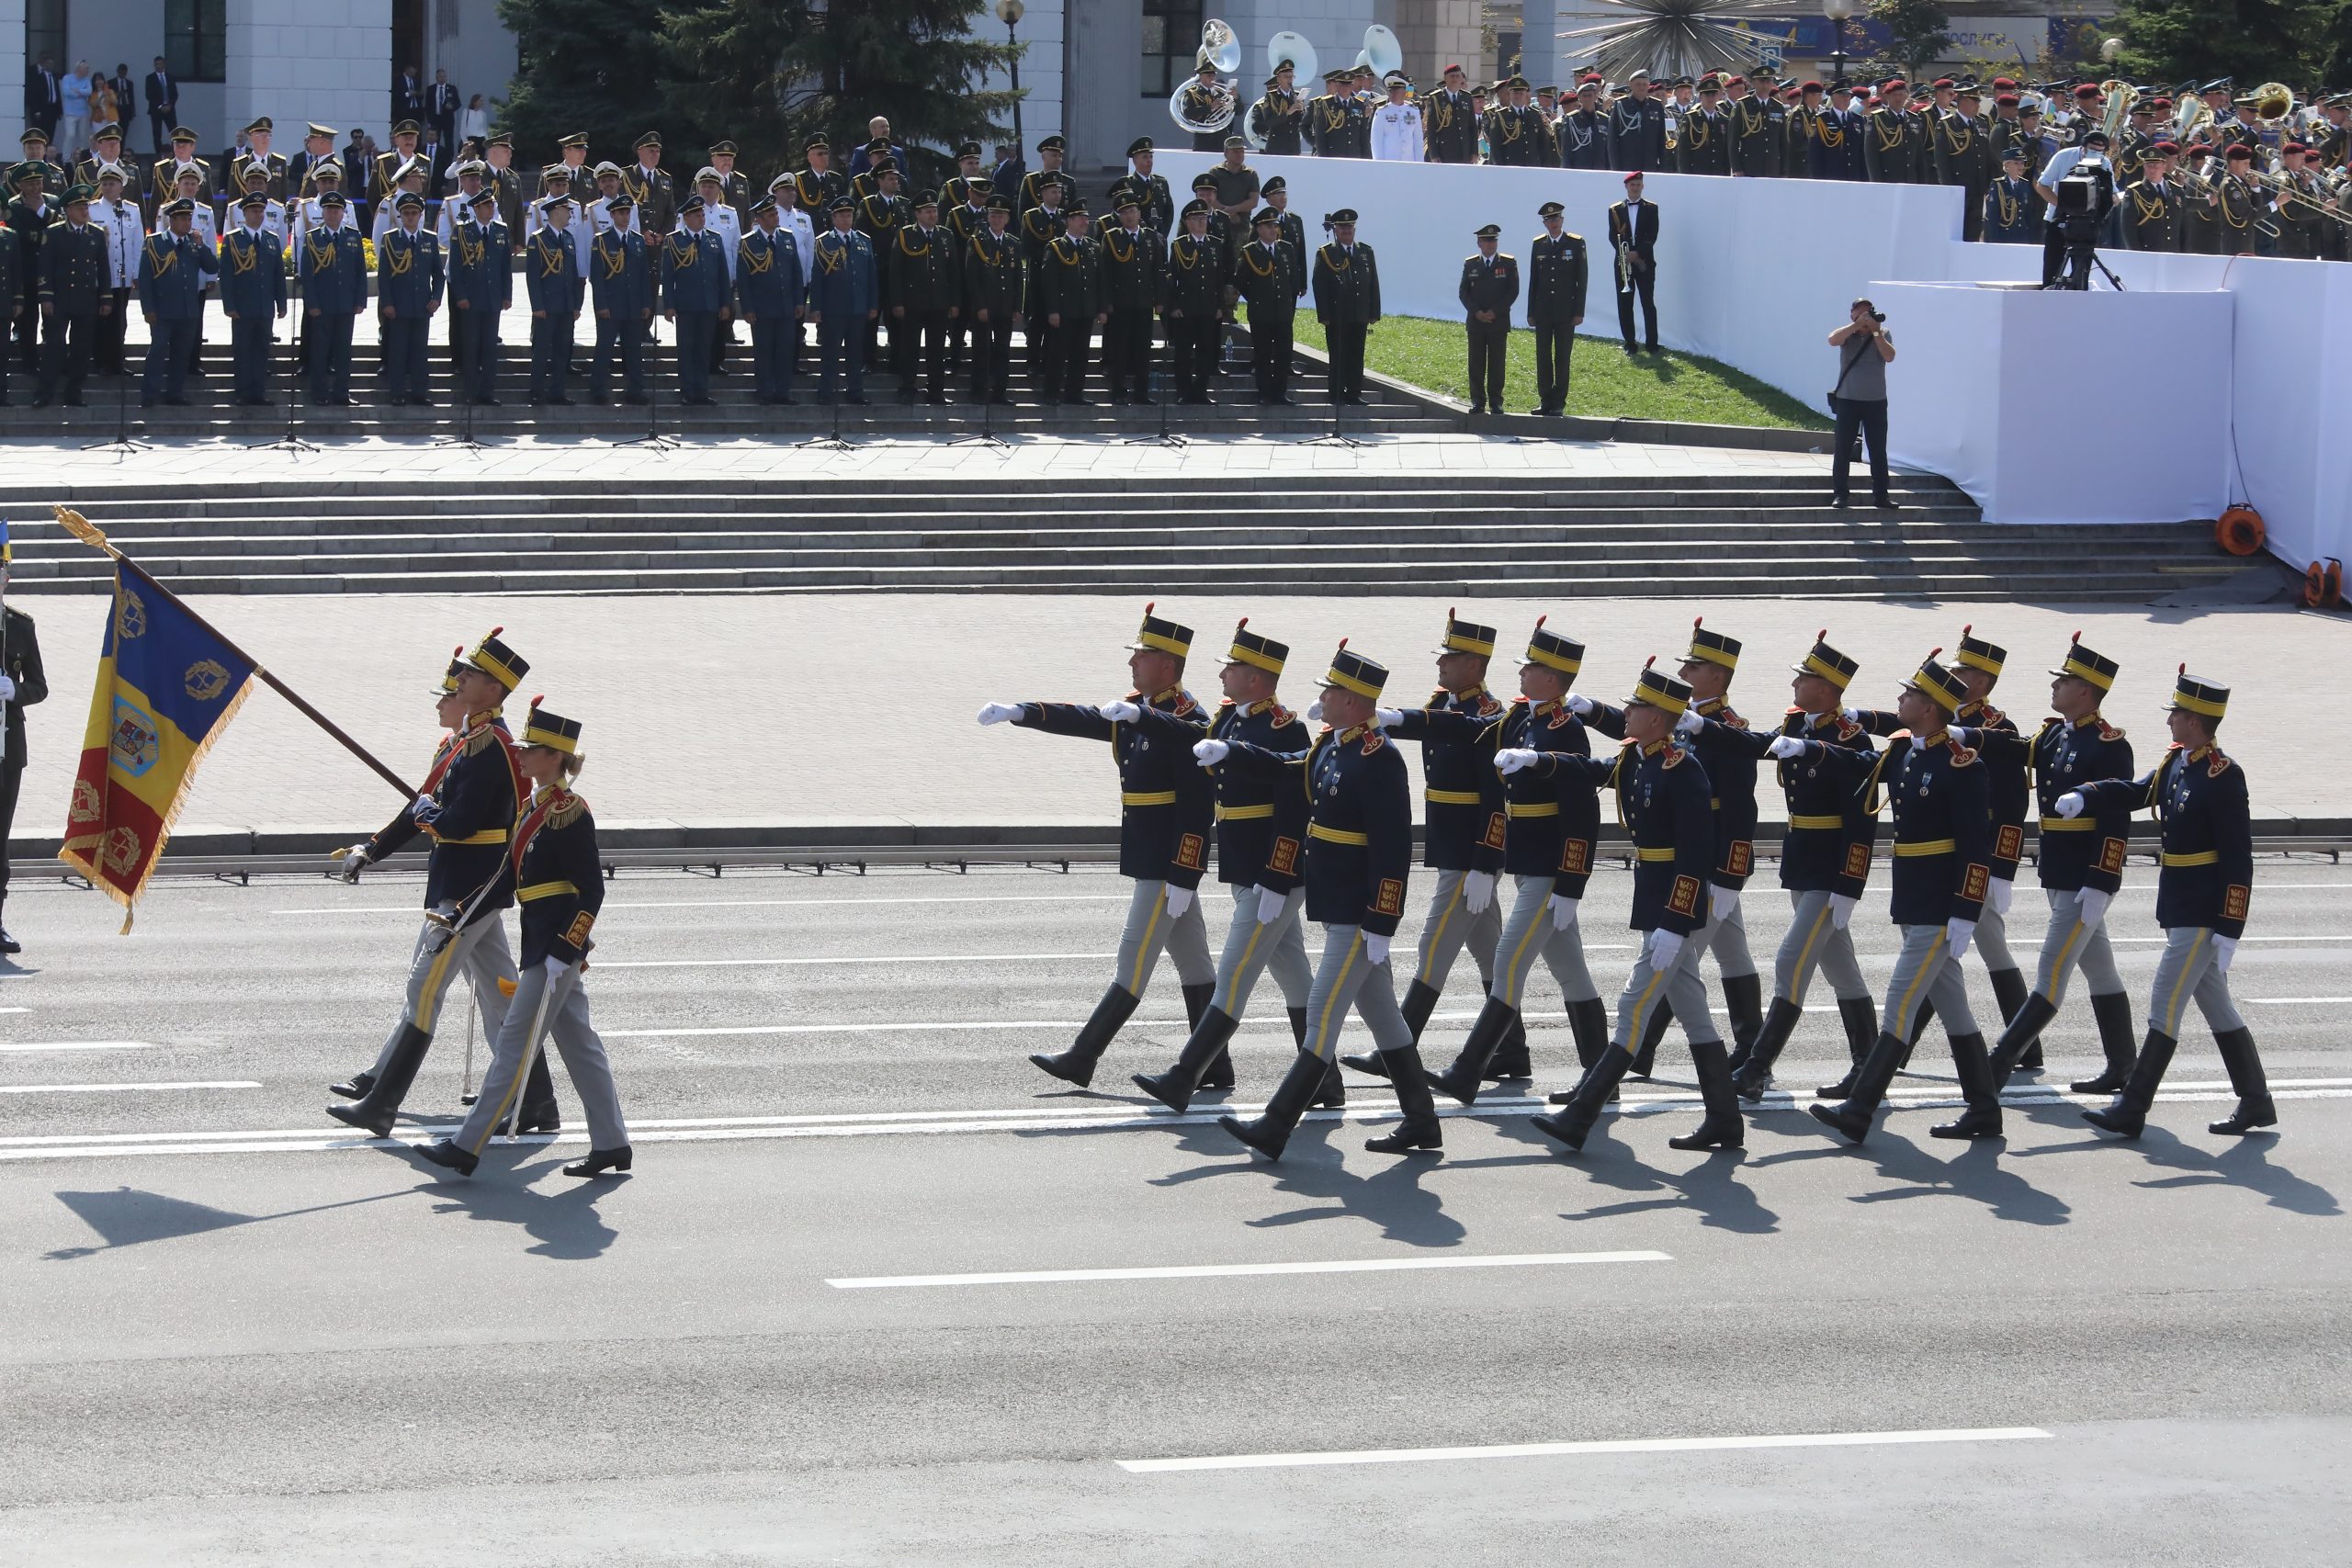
[324,1101,397,1138]
[563,1145,634,1178]
[1875,497,1903,511]
[413,1138,478,1177]
[515,1109,563,1135]
[0,926,19,954]
[1828,493,1851,509]
[330,1069,377,1100]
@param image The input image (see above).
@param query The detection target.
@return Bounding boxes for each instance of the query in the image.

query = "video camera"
[2053,156,2116,240]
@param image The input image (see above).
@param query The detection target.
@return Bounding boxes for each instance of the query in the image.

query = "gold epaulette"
[461,726,501,756]
[546,792,589,829]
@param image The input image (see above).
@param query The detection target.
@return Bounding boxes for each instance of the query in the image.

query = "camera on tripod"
[2048,153,2120,292]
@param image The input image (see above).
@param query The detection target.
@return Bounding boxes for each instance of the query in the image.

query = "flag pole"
[55,505,417,800]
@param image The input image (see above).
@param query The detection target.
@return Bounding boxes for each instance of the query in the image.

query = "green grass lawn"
[1262,310,1831,431]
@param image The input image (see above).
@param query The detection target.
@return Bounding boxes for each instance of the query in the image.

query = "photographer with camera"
[2035,130,2118,288]
[1826,299,1897,510]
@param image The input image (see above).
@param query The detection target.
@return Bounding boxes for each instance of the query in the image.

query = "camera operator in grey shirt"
[1827,298,1897,510]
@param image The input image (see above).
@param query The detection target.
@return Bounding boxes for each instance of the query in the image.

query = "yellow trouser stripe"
[2042,919,2086,1007]
[1215,803,1274,821]
[2162,850,2220,867]
[1785,901,1832,1006]
[516,880,580,901]
[1788,814,1843,830]
[1424,788,1482,806]
[469,987,544,1157]
[1893,930,1947,1032]
[1499,895,1548,1009]
[1312,931,1361,1057]
[1221,907,1272,1010]
[1622,968,1667,1054]
[2040,817,2096,831]
[1127,888,1167,996]
[1417,877,1464,982]
[411,929,459,1033]
[1308,823,1369,845]
[2159,929,2208,1036]
[1506,801,1558,818]
[1894,839,1957,856]
[1122,791,1178,807]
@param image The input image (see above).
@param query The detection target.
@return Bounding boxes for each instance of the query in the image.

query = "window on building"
[1141,0,1205,99]
[165,0,229,84]
[25,0,67,84]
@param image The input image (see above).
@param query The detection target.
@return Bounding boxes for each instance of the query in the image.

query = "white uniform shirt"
[92,195,143,288]
[437,186,490,243]
[695,198,741,282]
[775,206,815,266]
[1371,102,1424,161]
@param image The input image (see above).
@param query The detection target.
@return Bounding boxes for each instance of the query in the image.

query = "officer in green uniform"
[941,141,988,214]
[1310,209,1379,405]
[1018,135,1081,216]
[1017,175,1069,391]
[979,607,1216,1087]
[1109,139,1176,237]
[1457,221,1517,416]
[859,160,912,372]
[621,132,675,235]
[962,193,1023,402]
[886,187,957,403]
[1866,79,1928,182]
[1099,195,1163,405]
[1035,203,1101,405]
[1230,207,1300,405]
[1160,197,1227,404]
[2120,141,2186,251]
[1933,82,1996,240]
[7,164,55,375]
[1526,201,1587,416]
[1727,75,1781,175]
[1676,76,1732,175]
[36,182,110,407]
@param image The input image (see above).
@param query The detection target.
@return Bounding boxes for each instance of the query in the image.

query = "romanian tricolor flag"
[60,562,255,930]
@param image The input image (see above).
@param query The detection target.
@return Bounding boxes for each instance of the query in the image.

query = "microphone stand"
[249,232,317,452]
[616,305,678,449]
[947,321,1010,451]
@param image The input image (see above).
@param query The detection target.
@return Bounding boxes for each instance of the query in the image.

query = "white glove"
[0,674,16,703]
[1829,892,1859,930]
[337,844,371,884]
[1566,693,1594,716]
[1099,698,1144,722]
[1946,917,1977,961]
[2075,887,2112,927]
[1709,885,1738,920]
[1947,726,1973,749]
[1495,747,1540,775]
[1548,894,1579,930]
[2211,934,2237,974]
[1164,886,1193,918]
[1841,705,1864,724]
[544,955,571,980]
[1646,929,1684,968]
[1374,705,1405,728]
[1464,870,1497,914]
[1675,706,1704,737]
[1193,738,1230,766]
[1767,735,1805,761]
[976,701,1022,726]
[2054,790,2086,818]
[1988,877,2014,917]
[1305,698,1325,723]
[1254,886,1287,925]
[1365,933,1391,965]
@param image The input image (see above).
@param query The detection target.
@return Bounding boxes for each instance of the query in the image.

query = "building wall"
[222,0,392,152]
[1,0,22,148]
[973,0,1064,162]
[425,0,515,122]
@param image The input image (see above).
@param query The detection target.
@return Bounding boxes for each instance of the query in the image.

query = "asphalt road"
[4,859,2347,1564]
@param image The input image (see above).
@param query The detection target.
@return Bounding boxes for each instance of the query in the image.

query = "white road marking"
[592,952,1120,969]
[0,1041,156,1053]
[0,1080,259,1095]
[826,1250,1670,1290]
[2247,997,2351,1005]
[267,894,1136,916]
[1117,1425,2053,1473]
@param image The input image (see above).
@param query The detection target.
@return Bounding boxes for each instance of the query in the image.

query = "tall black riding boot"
[1183,982,1234,1089]
[1817,996,1881,1099]
[1426,996,1518,1105]
[1365,1043,1443,1154]
[2085,1029,2177,1138]
[2208,1025,2278,1134]
[1721,973,1765,1073]
[1731,997,1804,1101]
[1668,1038,1745,1150]
[1989,966,2034,1066]
[1930,1031,2004,1139]
[1031,985,1141,1088]
[1985,991,2059,1081]
[1807,1030,1905,1145]
[1132,1005,1239,1113]
[1218,1048,1330,1161]
[1347,978,1439,1077]
[1297,1005,1344,1107]
[1893,995,1937,1072]
[1486,1016,1532,1081]
[1628,998,1672,1078]
[325,1023,431,1138]
[1550,997,1615,1104]
[2073,990,2138,1095]
[1531,1044,1633,1154]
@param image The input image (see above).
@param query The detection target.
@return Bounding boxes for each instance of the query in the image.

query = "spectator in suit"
[847,118,907,181]
[27,55,62,141]
[416,125,449,189]
[395,64,425,123]
[143,57,175,156]
[107,64,136,141]
[429,70,460,147]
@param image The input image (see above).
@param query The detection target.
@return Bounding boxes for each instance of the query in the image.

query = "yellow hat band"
[1228,643,1284,674]
[1686,643,1738,671]
[1138,630,1190,657]
[470,651,525,690]
[1443,631,1496,656]
[2172,686,2226,718]
[1326,666,1381,699]
[1955,648,2002,675]
[522,723,579,753]
[1803,653,1853,689]
[1529,647,1581,675]
[2062,656,2114,691]
[1633,688,1689,716]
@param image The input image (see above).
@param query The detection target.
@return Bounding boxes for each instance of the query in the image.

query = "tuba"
[1170,22,1243,138]
[2171,93,2214,142]
[2098,79,2137,148]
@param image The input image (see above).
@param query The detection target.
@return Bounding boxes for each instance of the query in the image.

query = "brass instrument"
[2170,94,2214,142]
[2253,167,2352,229]
[2098,79,2138,149]
[1169,20,1242,137]
[1616,238,1634,295]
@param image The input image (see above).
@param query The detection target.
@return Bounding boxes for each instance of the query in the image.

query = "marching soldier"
[1421,619,1606,1100]
[300,190,367,404]
[662,196,728,404]
[1230,207,1299,406]
[1609,175,1660,355]
[587,193,652,404]
[887,188,958,404]
[1792,654,2000,1145]
[622,132,675,235]
[1248,70,1306,158]
[1134,622,1323,1111]
[2070,671,2271,1139]
[526,195,582,404]
[977,607,1217,1089]
[808,197,876,405]
[330,634,561,1141]
[1527,201,1586,417]
[447,188,510,405]
[1035,202,1101,406]
[2120,141,2185,252]
[1306,69,1371,158]
[417,701,632,1181]
[1958,637,2140,1091]
[132,195,212,408]
[1676,76,1732,175]
[1457,221,1517,417]
[1529,664,1742,1155]
[962,193,1023,404]
[1311,209,1378,406]
[1934,84,1996,241]
[1161,198,1227,405]
[1423,64,1480,164]
[737,195,805,404]
[1948,630,2032,1041]
[1984,147,2044,243]
[33,184,109,410]
[377,190,443,406]
[1109,139,1176,238]
[1866,80,1929,183]
[1099,194,1162,406]
[219,191,288,405]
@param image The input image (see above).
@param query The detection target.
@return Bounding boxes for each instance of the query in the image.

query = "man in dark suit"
[428,70,459,147]
[142,57,175,156]
[25,56,61,141]
[394,65,425,124]
[1608,172,1660,354]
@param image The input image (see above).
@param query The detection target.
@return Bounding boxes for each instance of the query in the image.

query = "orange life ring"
[2215,506,2265,556]
[2307,562,2327,606]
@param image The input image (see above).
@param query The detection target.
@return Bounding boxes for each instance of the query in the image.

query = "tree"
[2107,0,2327,88]
[1868,0,1951,77]
[494,0,674,160]
[659,0,1023,190]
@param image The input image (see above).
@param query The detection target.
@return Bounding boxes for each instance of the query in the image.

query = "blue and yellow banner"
[60,562,254,929]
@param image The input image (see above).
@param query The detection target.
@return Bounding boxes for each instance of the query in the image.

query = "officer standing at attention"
[1786,653,1999,1145]
[1209,643,1432,1161]
[219,190,287,405]
[0,531,47,954]
[1135,621,1325,1113]
[1983,146,2043,243]
[1934,81,1996,241]
[1457,221,1518,417]
[526,194,582,404]
[1424,65,1481,164]
[961,193,1023,404]
[1526,201,1587,417]
[330,632,560,1140]
[662,195,729,404]
[377,189,444,406]
[586,192,651,404]
[977,606,1216,1089]
[1422,618,1607,1100]
[887,188,959,404]
[447,187,511,405]
[736,194,805,405]
[1963,637,2140,1092]
[1311,209,1379,406]
[1527,663,1742,1155]
[1036,201,1101,406]
[1099,194,1163,406]
[6,164,51,375]
[1608,173,1660,355]
[133,196,213,407]
[36,183,110,408]
[418,701,633,1181]
[300,189,366,404]
[1160,197,1227,405]
[808,196,876,405]
[2120,142,2184,252]
[2068,669,2272,1139]
[1230,207,1299,406]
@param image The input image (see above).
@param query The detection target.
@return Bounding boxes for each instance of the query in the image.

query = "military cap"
[520,700,582,754]
[1225,619,1289,675]
[2168,667,2228,720]
[2000,142,2027,160]
[1438,608,1498,657]
[872,159,900,178]
[537,193,571,212]
[163,125,196,143]
[967,177,992,194]
[96,162,128,182]
[435,645,467,695]
[395,190,424,211]
[1930,77,1955,91]
[557,132,588,151]
[1623,170,1644,184]
[319,190,347,209]
[1625,662,1693,716]
[1526,616,1583,676]
[985,193,1013,212]
[1036,133,1067,152]
[2151,140,2180,155]
[1996,92,2021,107]
[1325,69,1349,83]
[636,131,663,150]
[174,164,204,183]
[2200,79,2232,94]
[162,197,196,217]
[1181,197,1211,219]
[1580,72,1605,85]
[488,132,514,148]
[1953,625,2007,676]
[540,163,571,182]
[244,116,274,135]
[1724,75,1747,88]
[2075,82,2102,99]
[469,187,496,208]
[1537,199,1566,219]
[1126,603,1194,659]
[306,121,337,139]
[1383,73,1408,89]
[594,159,621,176]
[243,162,271,182]
[767,172,796,192]
[1323,640,1388,699]
[61,183,92,206]
[695,164,722,183]
[1264,74,1283,88]
[391,119,420,136]
[1223,133,1247,149]
[1902,653,1969,714]
[1473,221,1500,238]
[1879,78,1906,93]
[1261,175,1287,194]
[708,140,738,155]
[1792,632,1860,690]
[2223,143,2254,161]
[1681,615,1740,671]
[2047,636,2120,691]
[2018,100,2043,117]
[91,122,122,141]
[1251,207,1280,226]
[2150,96,2175,110]
[238,191,266,210]
[806,134,831,150]
[1114,191,1142,211]
[678,194,706,215]
[311,160,343,179]
[398,156,430,180]
[2284,140,2312,155]
[464,628,529,691]
[957,141,984,159]
[605,192,634,211]
[912,188,938,209]
[1190,171,1218,190]
[1506,74,1531,91]
[1329,207,1359,224]
[1444,63,1466,76]
[750,194,775,215]
[1035,171,1065,191]
[828,196,855,213]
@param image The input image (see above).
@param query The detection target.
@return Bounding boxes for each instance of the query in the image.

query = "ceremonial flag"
[60,560,256,930]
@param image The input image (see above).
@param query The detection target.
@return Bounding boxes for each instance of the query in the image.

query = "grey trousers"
[1696,889,1759,979]
[1487,874,1600,1009]
[1207,883,1313,1016]
[1973,893,2018,972]
[452,963,630,1156]
[1410,867,1503,993]
[1298,925,1415,1061]
[1772,889,1871,1005]
[2146,926,2245,1037]
[2032,886,2126,1006]
[373,908,515,1073]
[1611,928,1722,1049]
[1111,878,1216,998]
[1880,923,1980,1040]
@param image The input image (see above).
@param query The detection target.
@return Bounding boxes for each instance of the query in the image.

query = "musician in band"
[1609,173,1659,355]
[1249,63,1306,157]
[1178,55,1231,154]
[1610,72,1668,172]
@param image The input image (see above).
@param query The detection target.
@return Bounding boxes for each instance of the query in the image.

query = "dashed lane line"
[826,1250,1671,1290]
[1117,1425,2053,1473]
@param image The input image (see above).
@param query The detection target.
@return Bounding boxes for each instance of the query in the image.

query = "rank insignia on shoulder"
[1838,719,1864,741]
[1475,695,1503,717]
[2098,721,2126,741]
[1948,742,1978,766]
[1361,730,1386,755]
[547,794,587,829]
[1721,708,1748,730]
[1170,694,1199,716]
[1660,743,1687,766]
[2207,750,2233,778]
[462,726,502,756]
[1547,708,1575,729]
[1980,705,2005,726]
[1269,704,1295,727]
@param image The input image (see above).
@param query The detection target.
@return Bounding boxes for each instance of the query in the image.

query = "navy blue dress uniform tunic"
[1246,722,1412,936]
[1806,729,1993,926]
[1971,715,2134,896]
[1737,707,1881,896]
[1589,694,1758,894]
[509,784,605,965]
[1204,697,1312,894]
[1015,689,1215,890]
[1550,739,1714,933]
[1386,684,1510,874]
[2077,742,2253,938]
[370,716,524,922]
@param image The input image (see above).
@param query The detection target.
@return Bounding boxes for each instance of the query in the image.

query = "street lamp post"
[1821,0,1854,85]
[997,0,1026,152]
